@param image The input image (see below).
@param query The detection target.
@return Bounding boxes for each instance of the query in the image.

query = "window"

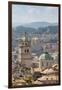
[14,55,17,60]
[27,49,29,53]
[46,78,48,80]
[22,42,24,45]
[25,49,26,53]
[25,42,27,45]
[25,49,29,53]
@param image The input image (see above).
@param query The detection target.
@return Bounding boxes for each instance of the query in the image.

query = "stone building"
[17,32,32,68]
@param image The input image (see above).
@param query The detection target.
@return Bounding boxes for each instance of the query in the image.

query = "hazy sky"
[12,4,59,27]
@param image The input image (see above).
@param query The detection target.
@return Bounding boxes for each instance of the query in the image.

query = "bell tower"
[17,32,32,68]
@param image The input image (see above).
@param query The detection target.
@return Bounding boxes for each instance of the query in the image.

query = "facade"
[17,32,32,68]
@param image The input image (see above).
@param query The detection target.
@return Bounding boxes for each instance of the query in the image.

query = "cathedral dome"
[39,52,53,60]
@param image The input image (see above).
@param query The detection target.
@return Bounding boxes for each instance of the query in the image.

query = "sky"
[12,4,59,27]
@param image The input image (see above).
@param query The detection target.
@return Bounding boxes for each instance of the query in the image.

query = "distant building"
[39,52,54,69]
[52,52,58,64]
[17,32,32,68]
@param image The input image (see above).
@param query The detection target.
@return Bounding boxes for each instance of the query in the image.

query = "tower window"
[25,42,27,45]
[25,49,26,53]
[27,49,29,53]
[24,49,29,53]
[22,42,24,45]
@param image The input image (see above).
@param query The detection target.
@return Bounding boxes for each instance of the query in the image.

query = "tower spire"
[25,32,28,41]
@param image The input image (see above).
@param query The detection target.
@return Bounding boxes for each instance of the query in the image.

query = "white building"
[17,32,32,68]
[52,52,58,64]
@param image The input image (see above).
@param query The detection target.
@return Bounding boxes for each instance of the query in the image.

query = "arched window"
[25,42,27,45]
[27,49,29,53]
[25,49,26,53]
[24,49,29,53]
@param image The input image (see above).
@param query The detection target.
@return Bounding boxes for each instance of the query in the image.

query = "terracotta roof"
[42,68,56,74]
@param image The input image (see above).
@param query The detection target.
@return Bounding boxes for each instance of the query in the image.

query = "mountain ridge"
[13,22,58,29]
